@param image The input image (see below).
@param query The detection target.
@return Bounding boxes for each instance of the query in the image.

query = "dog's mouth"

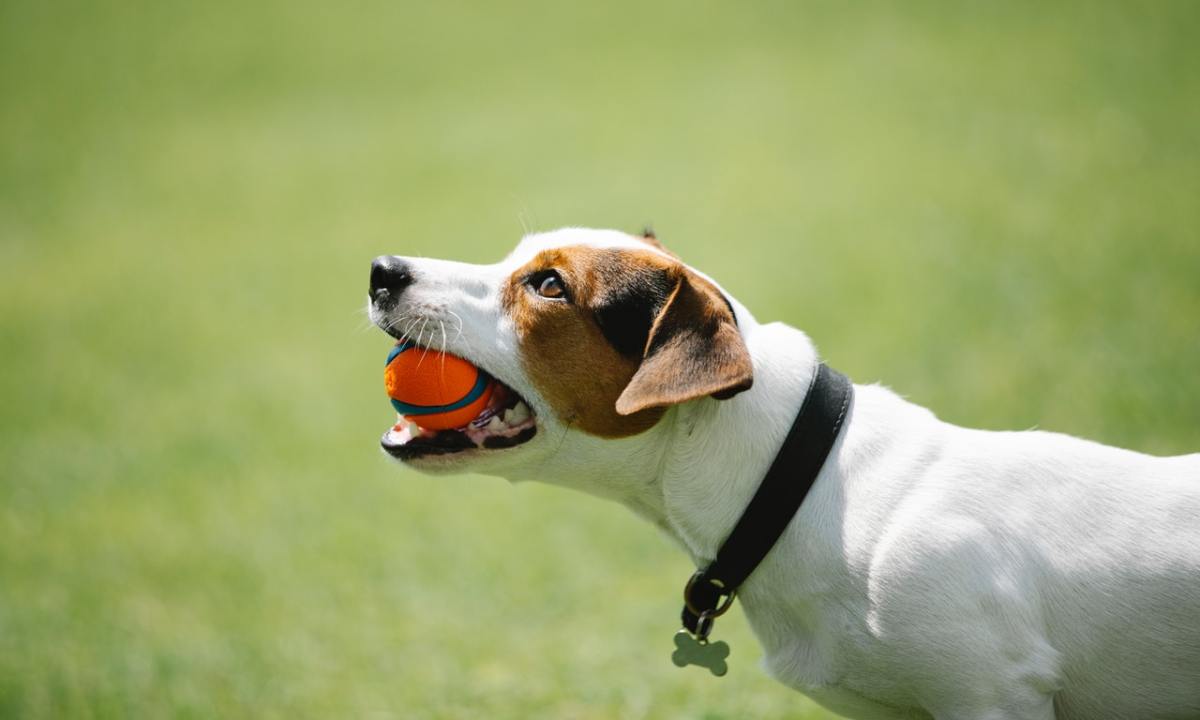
[380,357,538,461]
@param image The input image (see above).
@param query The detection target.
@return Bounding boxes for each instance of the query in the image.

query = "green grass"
[2,1,1198,717]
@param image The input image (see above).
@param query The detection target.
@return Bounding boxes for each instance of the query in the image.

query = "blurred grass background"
[1,0,1198,717]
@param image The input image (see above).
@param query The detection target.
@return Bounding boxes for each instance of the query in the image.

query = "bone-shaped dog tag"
[671,630,730,677]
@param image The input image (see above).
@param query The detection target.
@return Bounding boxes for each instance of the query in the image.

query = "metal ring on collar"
[683,571,737,619]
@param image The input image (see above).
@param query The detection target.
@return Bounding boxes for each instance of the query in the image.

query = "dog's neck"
[657,321,820,563]
[512,319,820,566]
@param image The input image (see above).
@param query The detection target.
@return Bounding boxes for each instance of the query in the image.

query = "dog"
[367,227,1200,720]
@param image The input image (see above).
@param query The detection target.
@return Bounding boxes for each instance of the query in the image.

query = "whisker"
[513,198,537,236]
[439,320,448,376]
[396,315,421,346]
[355,303,391,333]
[384,312,417,341]
[384,312,412,331]
[550,415,573,460]
[415,320,432,369]
[446,310,466,347]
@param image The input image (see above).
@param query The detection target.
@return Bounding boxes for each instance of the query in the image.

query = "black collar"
[680,363,853,639]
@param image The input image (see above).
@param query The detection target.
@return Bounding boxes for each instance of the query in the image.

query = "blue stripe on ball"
[385,341,416,366]
[389,368,492,416]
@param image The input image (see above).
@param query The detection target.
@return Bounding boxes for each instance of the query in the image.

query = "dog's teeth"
[501,408,514,424]
[486,415,505,432]
[509,402,530,424]
[387,422,414,445]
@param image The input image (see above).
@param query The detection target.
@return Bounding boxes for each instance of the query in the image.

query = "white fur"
[371,228,1200,720]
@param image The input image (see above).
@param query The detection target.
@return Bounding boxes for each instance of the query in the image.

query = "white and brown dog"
[367,227,1200,720]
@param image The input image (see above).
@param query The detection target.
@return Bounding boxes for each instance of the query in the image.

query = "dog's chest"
[742,591,926,720]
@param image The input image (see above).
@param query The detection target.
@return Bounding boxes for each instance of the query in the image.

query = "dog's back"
[844,412,1200,720]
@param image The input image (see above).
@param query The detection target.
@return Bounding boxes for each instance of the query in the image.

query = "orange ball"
[384,342,494,430]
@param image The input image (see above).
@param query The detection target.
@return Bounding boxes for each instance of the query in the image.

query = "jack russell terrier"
[367,227,1200,720]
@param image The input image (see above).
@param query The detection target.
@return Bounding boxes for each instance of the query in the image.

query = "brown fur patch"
[615,271,753,415]
[502,246,752,438]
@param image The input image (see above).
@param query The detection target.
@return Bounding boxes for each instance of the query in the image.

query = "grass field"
[2,1,1198,717]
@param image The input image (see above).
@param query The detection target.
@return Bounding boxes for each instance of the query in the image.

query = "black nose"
[370,256,413,305]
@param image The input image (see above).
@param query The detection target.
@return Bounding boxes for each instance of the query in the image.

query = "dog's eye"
[530,271,568,300]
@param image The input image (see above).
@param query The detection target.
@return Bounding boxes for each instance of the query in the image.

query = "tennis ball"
[384,342,495,430]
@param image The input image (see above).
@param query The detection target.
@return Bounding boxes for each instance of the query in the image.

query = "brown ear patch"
[502,246,752,439]
[591,259,677,358]
[615,271,753,415]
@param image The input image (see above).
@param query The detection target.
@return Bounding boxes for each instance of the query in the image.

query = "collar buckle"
[683,571,737,621]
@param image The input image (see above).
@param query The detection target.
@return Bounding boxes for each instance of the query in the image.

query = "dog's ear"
[638,227,674,255]
[615,270,753,416]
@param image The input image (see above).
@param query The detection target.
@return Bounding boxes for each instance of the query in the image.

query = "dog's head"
[368,228,753,484]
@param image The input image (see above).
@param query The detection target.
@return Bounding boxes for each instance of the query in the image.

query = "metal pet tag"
[671,630,730,677]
